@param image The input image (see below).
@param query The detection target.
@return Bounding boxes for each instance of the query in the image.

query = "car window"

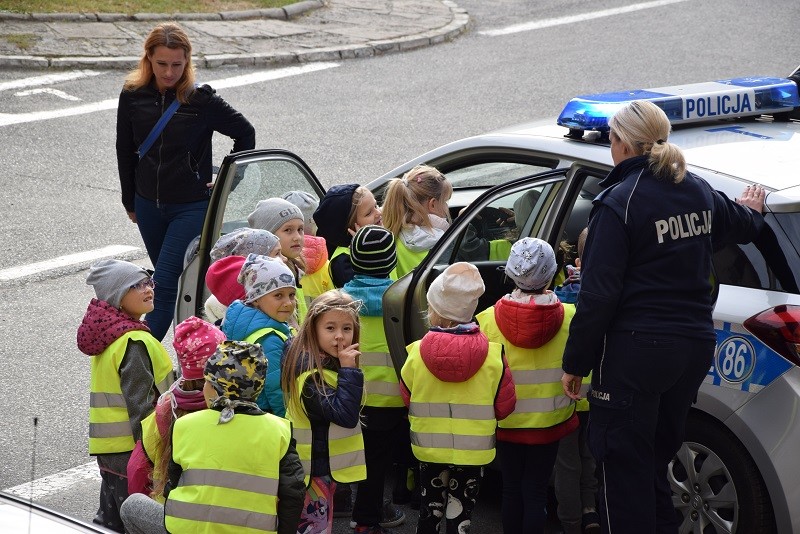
[217,157,321,235]
[446,161,553,188]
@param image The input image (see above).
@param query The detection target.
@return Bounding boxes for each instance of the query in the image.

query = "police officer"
[560,100,766,534]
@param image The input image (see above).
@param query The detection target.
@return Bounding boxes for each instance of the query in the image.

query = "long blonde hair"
[282,290,362,414]
[609,100,686,183]
[382,165,452,236]
[124,22,196,104]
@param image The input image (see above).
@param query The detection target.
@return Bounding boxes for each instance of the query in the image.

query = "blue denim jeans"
[134,194,208,341]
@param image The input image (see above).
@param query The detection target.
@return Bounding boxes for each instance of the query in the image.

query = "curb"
[0,0,470,70]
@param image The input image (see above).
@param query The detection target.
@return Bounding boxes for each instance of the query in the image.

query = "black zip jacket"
[562,156,764,377]
[116,80,255,212]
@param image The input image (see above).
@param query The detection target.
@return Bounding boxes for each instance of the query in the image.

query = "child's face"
[268,242,282,258]
[276,219,304,260]
[254,288,297,323]
[119,277,155,319]
[354,190,382,229]
[315,310,355,359]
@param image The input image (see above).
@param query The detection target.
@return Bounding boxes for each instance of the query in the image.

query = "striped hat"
[350,225,396,278]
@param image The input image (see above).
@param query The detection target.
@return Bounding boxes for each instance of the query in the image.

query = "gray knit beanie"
[86,259,150,308]
[247,198,304,233]
[282,190,319,234]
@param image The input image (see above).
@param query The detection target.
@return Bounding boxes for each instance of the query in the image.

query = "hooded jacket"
[222,300,292,417]
[116,81,255,212]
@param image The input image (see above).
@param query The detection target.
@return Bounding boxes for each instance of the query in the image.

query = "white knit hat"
[505,237,557,291]
[426,262,485,323]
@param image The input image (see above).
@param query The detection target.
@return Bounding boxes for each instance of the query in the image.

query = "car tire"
[669,412,776,534]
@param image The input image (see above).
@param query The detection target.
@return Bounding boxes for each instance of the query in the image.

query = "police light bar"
[557,77,800,134]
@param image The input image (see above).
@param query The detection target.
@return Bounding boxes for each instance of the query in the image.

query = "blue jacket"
[562,156,764,377]
[222,300,292,417]
[342,275,392,317]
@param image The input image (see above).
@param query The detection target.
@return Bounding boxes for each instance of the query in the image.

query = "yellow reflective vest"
[88,330,173,455]
[394,240,427,278]
[165,409,291,534]
[359,315,403,408]
[286,369,366,485]
[302,263,333,307]
[476,305,576,428]
[401,339,504,466]
[139,412,167,503]
[564,303,590,411]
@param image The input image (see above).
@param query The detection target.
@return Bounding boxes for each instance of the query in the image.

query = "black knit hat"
[350,225,397,278]
[313,183,360,256]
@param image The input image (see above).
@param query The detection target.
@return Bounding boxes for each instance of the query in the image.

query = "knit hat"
[247,198,303,233]
[172,316,226,380]
[210,227,280,263]
[505,237,557,292]
[206,255,247,306]
[426,262,485,323]
[313,183,360,255]
[86,259,150,308]
[350,225,397,277]
[204,340,266,423]
[282,190,319,233]
[238,254,296,304]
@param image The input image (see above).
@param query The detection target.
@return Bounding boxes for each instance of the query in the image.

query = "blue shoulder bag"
[137,97,182,160]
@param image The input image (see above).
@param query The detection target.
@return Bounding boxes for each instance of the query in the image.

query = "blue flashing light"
[557,77,800,134]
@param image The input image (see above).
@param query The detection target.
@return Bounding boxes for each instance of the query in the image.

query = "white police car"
[177,70,800,534]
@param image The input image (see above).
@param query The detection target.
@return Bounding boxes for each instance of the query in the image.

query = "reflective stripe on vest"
[401,340,503,465]
[476,305,576,429]
[244,327,288,345]
[165,409,289,534]
[359,315,403,407]
[394,240,428,278]
[286,369,366,485]
[88,330,174,455]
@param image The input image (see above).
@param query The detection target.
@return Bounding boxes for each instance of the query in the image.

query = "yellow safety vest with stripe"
[359,315,403,408]
[165,409,291,534]
[140,412,167,503]
[488,239,512,261]
[330,246,398,283]
[394,241,427,278]
[89,330,174,455]
[476,305,577,428]
[302,262,333,307]
[564,303,590,411]
[401,339,504,466]
[286,369,366,486]
[244,327,289,346]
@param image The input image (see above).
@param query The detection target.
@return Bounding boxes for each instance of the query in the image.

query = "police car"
[177,70,800,534]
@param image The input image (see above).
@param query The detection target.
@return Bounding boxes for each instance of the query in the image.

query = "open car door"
[176,149,325,324]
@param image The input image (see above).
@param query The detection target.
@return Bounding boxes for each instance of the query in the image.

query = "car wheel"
[669,412,776,534]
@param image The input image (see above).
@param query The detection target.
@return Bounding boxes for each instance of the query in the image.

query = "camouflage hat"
[204,340,267,402]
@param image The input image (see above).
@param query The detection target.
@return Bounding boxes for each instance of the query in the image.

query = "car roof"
[495,118,800,192]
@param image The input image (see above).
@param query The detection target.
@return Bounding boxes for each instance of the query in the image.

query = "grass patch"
[0,0,297,14]
[3,33,37,50]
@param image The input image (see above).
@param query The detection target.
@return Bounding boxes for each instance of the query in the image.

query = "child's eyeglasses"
[130,278,156,291]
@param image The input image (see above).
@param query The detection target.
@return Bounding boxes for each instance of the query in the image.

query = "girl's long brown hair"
[281,290,362,415]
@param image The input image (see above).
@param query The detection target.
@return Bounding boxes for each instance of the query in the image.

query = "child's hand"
[337,342,360,367]
[347,223,362,237]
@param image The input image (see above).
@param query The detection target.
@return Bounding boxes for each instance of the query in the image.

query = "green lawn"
[0,0,297,14]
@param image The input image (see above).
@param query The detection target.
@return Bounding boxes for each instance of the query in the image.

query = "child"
[122,316,225,533]
[313,183,383,288]
[77,259,175,532]
[283,190,333,306]
[222,253,296,417]
[282,290,367,534]
[162,340,306,534]
[382,165,453,278]
[343,225,406,533]
[400,262,516,534]
[248,197,308,321]
[475,238,578,534]
[553,228,599,534]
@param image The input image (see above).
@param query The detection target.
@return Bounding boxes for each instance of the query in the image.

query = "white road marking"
[0,62,340,127]
[3,462,100,500]
[0,70,102,92]
[0,245,140,282]
[479,0,692,37]
[15,88,82,101]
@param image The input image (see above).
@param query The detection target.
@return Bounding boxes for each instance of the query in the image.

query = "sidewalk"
[0,0,469,70]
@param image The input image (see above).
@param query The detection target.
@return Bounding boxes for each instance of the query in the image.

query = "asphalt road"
[1,0,799,532]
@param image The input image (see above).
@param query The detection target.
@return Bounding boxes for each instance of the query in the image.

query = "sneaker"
[582,510,601,534]
[354,526,394,534]
[379,501,406,528]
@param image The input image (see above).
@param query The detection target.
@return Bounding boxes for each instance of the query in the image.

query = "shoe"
[354,526,394,534]
[379,501,406,528]
[582,510,601,534]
